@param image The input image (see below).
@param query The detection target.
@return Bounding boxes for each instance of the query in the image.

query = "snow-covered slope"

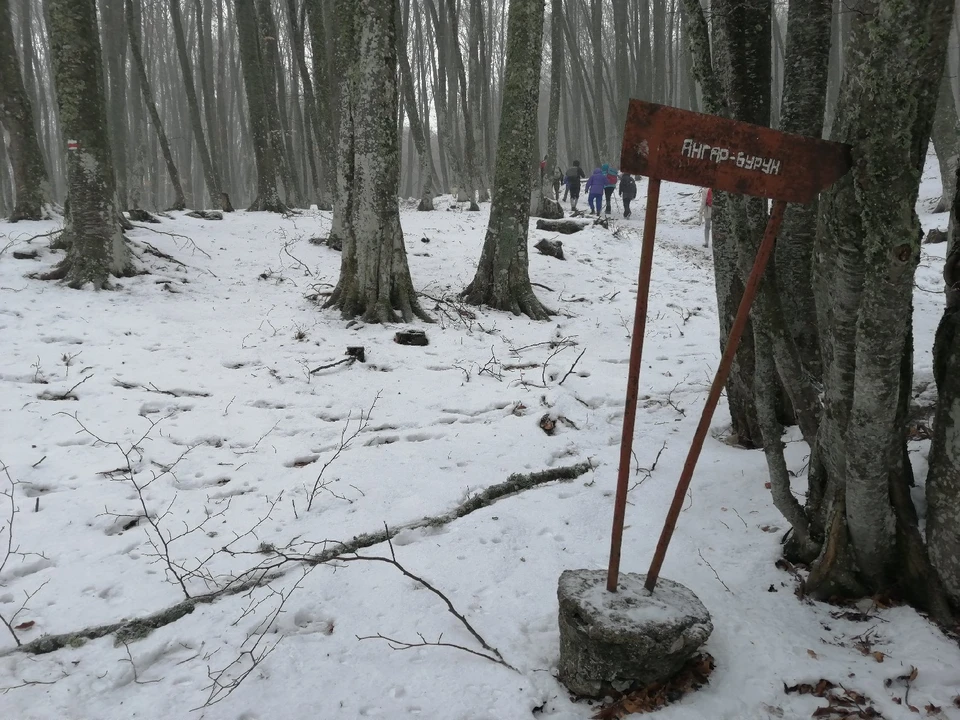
[0,162,957,719]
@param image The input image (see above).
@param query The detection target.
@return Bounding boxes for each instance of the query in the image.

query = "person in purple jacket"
[585,167,606,216]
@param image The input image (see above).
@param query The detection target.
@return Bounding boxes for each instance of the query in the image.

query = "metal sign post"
[606,100,852,594]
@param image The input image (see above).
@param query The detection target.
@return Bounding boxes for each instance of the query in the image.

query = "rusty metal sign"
[605,100,854,596]
[619,100,852,203]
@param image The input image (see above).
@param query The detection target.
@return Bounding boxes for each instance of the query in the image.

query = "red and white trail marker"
[67,140,78,152]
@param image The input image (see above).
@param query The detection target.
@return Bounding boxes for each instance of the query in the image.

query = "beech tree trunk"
[544,0,562,184]
[931,66,960,214]
[234,0,285,212]
[257,0,301,207]
[396,0,435,211]
[170,0,223,209]
[805,0,954,621]
[775,0,831,383]
[0,0,50,220]
[928,207,960,608]
[304,0,337,210]
[461,0,549,320]
[125,0,185,210]
[101,0,128,211]
[46,0,133,288]
[324,0,428,323]
[709,0,776,449]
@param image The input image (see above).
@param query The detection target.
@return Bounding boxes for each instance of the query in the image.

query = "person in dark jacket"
[564,160,586,210]
[601,163,619,214]
[585,167,607,216]
[618,173,637,218]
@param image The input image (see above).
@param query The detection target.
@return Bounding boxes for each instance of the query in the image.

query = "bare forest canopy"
[6,0,954,214]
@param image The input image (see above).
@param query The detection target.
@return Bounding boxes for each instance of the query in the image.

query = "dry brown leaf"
[815,679,837,697]
[13,620,35,630]
[925,704,942,715]
[808,649,819,660]
[591,653,715,719]
[872,652,885,663]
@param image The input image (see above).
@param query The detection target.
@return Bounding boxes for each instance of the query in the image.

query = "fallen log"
[535,238,565,260]
[536,218,589,235]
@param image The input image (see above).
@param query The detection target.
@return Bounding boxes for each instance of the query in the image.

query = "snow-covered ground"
[0,159,958,720]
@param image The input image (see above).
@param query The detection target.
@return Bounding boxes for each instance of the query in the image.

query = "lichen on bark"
[324,0,429,323]
[804,0,954,620]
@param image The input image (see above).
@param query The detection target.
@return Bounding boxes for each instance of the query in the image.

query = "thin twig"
[121,642,162,685]
[558,349,587,386]
[131,224,211,259]
[307,394,379,511]
[697,549,730,592]
[357,632,510,668]
[43,374,93,400]
[345,525,516,671]
[309,357,355,374]
[0,460,21,646]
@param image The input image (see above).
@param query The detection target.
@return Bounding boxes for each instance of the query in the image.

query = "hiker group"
[552,159,714,248]
[559,161,637,218]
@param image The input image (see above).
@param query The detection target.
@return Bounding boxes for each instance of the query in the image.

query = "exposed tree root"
[128,208,160,223]
[4,461,593,657]
[38,253,138,289]
[246,196,289,213]
[461,281,553,321]
[804,501,868,601]
[324,277,433,324]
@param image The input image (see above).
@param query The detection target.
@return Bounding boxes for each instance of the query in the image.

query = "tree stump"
[535,238,565,260]
[925,228,948,244]
[394,330,428,346]
[535,196,564,219]
[535,218,589,235]
[557,569,713,698]
[128,208,160,223]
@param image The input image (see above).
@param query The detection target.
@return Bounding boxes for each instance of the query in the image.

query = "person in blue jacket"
[585,167,607,216]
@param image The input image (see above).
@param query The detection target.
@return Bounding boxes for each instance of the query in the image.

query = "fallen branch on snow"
[350,527,515,670]
[4,460,594,657]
